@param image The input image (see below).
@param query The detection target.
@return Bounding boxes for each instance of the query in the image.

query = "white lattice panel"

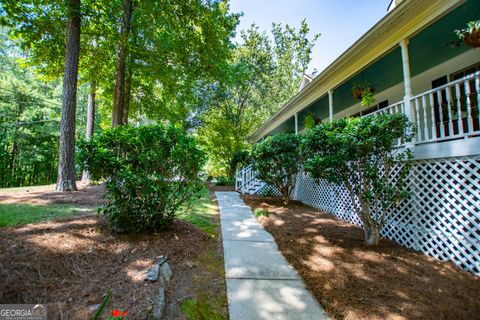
[292,156,480,275]
[257,184,282,197]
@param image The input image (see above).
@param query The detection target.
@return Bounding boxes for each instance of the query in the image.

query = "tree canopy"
[0,0,319,187]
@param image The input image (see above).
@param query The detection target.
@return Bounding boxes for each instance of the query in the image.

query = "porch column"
[328,90,333,122]
[400,39,415,148]
[294,113,299,134]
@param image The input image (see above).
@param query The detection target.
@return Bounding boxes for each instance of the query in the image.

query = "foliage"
[0,1,239,189]
[304,112,322,129]
[78,125,205,232]
[455,20,480,47]
[352,81,376,107]
[197,20,319,176]
[254,208,269,217]
[181,296,223,320]
[214,175,234,186]
[251,133,301,204]
[301,113,414,246]
[0,28,62,187]
[178,185,217,236]
[360,90,376,107]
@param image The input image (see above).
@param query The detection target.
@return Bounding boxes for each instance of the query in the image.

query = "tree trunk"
[123,66,132,125]
[364,223,380,246]
[82,80,96,182]
[112,0,133,127]
[283,190,290,205]
[56,0,81,192]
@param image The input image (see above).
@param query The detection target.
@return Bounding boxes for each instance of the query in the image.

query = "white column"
[328,90,334,122]
[400,39,415,148]
[294,113,298,134]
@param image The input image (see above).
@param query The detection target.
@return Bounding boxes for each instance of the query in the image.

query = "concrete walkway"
[215,191,329,320]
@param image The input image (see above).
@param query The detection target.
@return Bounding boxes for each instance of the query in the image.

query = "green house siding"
[267,116,296,136]
[297,95,329,131]
[333,47,403,114]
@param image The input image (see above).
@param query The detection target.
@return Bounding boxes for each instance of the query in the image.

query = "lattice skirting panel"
[291,155,480,275]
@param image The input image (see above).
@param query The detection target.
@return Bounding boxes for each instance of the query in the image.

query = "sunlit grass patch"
[178,186,218,236]
[0,204,93,227]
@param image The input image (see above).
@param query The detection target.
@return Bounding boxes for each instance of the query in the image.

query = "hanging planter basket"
[463,27,480,48]
[456,20,480,48]
[352,86,375,100]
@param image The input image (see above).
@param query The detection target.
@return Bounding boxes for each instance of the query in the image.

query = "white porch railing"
[369,71,480,146]
[411,71,480,144]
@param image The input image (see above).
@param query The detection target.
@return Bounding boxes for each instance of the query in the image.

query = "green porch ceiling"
[409,0,478,77]
[297,95,329,132]
[267,116,296,136]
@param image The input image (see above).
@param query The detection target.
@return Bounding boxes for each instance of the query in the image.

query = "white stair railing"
[235,164,265,194]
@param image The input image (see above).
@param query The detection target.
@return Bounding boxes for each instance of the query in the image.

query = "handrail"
[410,71,480,101]
[235,163,262,194]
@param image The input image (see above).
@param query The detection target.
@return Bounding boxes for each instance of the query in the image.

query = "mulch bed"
[0,185,228,319]
[242,195,480,320]
[0,182,105,206]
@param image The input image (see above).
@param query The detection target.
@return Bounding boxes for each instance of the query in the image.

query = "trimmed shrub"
[301,113,413,246]
[251,133,301,204]
[78,125,205,232]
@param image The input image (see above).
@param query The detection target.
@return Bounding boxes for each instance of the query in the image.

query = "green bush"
[214,175,234,186]
[301,113,413,246]
[254,208,270,217]
[251,133,301,204]
[78,125,205,232]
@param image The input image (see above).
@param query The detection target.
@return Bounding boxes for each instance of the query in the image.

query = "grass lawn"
[0,203,93,227]
[178,186,218,236]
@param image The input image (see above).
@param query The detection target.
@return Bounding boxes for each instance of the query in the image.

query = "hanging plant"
[352,81,376,107]
[455,20,480,48]
[304,112,322,129]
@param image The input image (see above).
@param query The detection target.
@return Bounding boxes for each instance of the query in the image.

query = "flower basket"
[352,86,375,100]
[352,88,363,99]
[463,27,480,48]
[456,20,480,48]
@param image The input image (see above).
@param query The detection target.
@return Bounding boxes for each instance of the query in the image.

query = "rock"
[145,264,160,282]
[152,287,165,320]
[88,304,100,312]
[160,262,172,282]
[157,255,167,265]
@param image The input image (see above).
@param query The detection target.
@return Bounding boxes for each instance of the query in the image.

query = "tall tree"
[197,21,319,176]
[112,0,134,126]
[56,0,81,191]
[81,79,95,181]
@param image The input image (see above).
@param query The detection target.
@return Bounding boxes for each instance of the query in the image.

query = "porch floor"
[215,191,328,320]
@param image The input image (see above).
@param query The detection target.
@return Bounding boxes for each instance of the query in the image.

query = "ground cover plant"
[243,195,480,319]
[79,124,205,232]
[252,133,301,204]
[301,113,413,245]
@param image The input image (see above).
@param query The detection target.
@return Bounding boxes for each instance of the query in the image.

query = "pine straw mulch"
[242,195,480,320]
[0,182,105,206]
[0,191,227,319]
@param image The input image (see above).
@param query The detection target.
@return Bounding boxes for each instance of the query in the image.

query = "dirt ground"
[0,184,228,319]
[0,182,105,206]
[206,184,235,192]
[242,195,480,320]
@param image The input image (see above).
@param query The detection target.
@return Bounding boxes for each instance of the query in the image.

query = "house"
[236,0,480,275]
